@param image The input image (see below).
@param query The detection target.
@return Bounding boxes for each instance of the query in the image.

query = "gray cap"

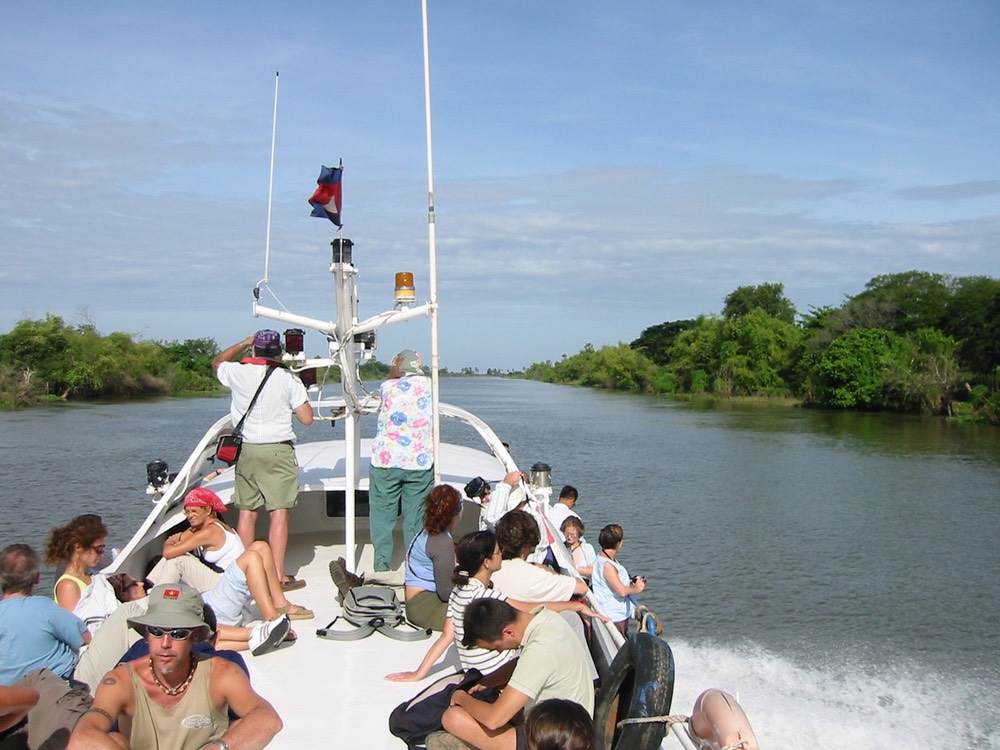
[394,349,425,376]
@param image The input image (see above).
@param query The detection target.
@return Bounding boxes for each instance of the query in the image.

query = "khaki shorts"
[234,442,300,511]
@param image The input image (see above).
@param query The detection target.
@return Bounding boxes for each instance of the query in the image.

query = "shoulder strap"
[233,365,277,434]
[316,615,377,641]
[375,618,432,642]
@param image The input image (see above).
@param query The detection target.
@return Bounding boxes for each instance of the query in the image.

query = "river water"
[1,378,998,749]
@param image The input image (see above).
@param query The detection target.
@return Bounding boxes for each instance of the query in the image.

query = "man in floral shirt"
[369,349,434,571]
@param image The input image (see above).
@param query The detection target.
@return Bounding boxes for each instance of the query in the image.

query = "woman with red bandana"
[161,488,313,626]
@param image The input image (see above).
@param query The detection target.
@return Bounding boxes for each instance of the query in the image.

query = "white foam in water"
[667,639,1000,750]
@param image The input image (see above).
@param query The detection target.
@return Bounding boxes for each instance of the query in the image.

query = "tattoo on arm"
[102,677,118,685]
[85,707,116,728]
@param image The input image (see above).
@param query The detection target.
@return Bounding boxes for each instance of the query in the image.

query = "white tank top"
[199,521,245,570]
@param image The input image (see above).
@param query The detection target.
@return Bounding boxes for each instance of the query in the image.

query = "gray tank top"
[127,657,229,750]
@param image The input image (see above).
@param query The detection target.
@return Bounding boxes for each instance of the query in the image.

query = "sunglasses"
[91,544,107,554]
[145,626,195,640]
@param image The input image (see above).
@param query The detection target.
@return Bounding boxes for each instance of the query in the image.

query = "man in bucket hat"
[213,331,314,591]
[70,583,282,750]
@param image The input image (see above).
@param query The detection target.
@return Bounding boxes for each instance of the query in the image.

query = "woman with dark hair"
[526,698,597,750]
[591,524,646,636]
[403,484,464,631]
[387,530,605,683]
[44,513,109,611]
[491,510,589,602]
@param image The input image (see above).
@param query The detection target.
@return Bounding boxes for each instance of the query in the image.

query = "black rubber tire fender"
[593,632,675,750]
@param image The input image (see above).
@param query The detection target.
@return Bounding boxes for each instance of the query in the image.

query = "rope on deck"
[616,714,688,727]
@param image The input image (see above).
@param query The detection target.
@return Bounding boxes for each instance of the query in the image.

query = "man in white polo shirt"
[213,330,313,591]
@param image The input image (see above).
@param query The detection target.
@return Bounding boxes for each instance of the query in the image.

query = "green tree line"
[0,316,422,409]
[0,315,221,407]
[524,272,1000,423]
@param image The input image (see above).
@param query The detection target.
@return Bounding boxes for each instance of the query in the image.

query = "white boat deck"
[242,535,453,749]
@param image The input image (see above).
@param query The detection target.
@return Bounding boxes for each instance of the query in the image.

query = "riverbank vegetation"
[0,316,447,409]
[523,272,1000,423]
[0,316,222,408]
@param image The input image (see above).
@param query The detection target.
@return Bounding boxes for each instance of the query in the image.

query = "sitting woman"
[490,510,589,602]
[386,530,605,684]
[404,484,464,631]
[591,524,646,636]
[561,516,596,580]
[44,513,109,611]
[160,487,312,625]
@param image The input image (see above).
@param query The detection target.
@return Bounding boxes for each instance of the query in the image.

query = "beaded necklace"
[148,655,197,696]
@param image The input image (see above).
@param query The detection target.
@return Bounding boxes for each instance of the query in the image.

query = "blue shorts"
[202,564,249,626]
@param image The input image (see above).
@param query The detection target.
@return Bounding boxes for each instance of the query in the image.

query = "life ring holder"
[593,632,675,750]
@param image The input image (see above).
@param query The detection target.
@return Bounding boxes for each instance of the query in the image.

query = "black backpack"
[388,669,485,748]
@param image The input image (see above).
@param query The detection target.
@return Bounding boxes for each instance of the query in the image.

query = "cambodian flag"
[308,163,343,226]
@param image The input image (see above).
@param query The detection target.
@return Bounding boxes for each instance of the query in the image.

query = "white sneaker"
[249,615,291,656]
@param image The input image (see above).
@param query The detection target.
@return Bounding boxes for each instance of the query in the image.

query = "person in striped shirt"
[385,531,604,685]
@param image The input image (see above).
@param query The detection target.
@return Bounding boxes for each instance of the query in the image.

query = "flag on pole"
[308,162,343,226]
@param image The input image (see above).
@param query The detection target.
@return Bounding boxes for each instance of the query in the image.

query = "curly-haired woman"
[403,484,464,631]
[44,513,109,611]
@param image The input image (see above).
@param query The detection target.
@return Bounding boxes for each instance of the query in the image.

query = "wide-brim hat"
[395,349,424,376]
[128,582,209,634]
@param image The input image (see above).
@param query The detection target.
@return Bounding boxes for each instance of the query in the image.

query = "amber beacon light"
[394,271,416,307]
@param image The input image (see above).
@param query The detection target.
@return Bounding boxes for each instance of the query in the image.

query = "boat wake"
[669,638,1000,750]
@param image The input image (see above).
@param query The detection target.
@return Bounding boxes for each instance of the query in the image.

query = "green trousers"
[368,466,434,571]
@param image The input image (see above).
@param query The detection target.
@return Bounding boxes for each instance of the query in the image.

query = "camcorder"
[464,476,490,499]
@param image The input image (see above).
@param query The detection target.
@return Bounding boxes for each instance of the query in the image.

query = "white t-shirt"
[216,361,308,444]
[546,503,581,541]
[490,558,577,603]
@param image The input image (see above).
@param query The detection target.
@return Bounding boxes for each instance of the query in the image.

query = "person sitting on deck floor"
[160,488,312,626]
[76,593,290,697]
[561,517,596,581]
[490,511,589,603]
[69,583,282,750]
[0,544,93,750]
[387,530,606,685]
[403,485,463,632]
[439,598,595,750]
[44,514,109,613]
[590,524,645,637]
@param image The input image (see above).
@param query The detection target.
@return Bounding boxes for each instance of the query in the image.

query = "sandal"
[280,603,314,620]
[281,575,306,592]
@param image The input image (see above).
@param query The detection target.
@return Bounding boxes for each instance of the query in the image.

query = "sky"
[1,2,998,371]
